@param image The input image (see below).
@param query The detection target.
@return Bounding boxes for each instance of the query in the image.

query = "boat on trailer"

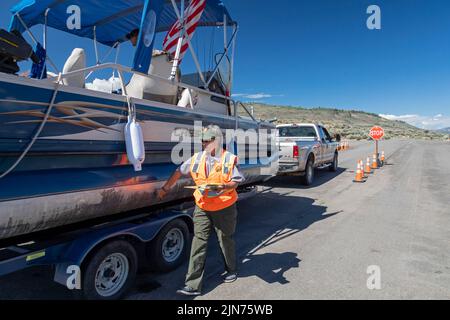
[0,0,278,240]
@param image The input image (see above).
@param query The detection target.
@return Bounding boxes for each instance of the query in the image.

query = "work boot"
[176,286,201,296]
[223,272,238,283]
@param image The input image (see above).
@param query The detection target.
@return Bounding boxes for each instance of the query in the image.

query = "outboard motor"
[0,29,39,74]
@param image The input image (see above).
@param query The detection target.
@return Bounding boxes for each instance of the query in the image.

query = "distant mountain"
[437,127,450,134]
[242,103,447,140]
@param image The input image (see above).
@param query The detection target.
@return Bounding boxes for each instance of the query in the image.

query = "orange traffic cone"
[353,161,366,183]
[371,153,378,169]
[380,151,385,166]
[365,157,372,175]
[359,160,367,178]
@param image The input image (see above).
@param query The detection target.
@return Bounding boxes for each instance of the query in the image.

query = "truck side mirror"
[335,134,341,142]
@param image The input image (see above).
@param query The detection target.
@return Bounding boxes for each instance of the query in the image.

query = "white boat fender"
[125,119,145,172]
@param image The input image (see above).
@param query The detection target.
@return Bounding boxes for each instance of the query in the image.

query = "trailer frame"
[0,204,194,299]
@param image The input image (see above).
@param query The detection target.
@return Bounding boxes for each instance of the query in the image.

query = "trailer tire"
[81,240,138,300]
[148,219,189,272]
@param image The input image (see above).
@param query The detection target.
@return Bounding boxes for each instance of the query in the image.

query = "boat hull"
[0,73,278,240]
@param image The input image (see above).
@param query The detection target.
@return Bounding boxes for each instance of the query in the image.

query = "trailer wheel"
[81,240,138,300]
[148,219,189,272]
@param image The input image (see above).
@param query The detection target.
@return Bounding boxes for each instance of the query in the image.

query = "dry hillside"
[241,103,448,140]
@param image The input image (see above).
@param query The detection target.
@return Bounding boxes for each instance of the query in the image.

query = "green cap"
[201,126,222,142]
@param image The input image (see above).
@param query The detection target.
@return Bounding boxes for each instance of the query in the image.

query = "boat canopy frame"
[10,0,239,101]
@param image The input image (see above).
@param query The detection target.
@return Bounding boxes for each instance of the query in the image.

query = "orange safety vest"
[189,150,238,212]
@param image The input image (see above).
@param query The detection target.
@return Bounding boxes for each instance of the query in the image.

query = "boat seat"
[62,48,86,88]
[126,50,179,104]
[177,88,194,108]
[178,72,229,114]
[178,89,228,115]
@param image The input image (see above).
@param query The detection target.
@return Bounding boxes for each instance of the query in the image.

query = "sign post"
[369,126,384,165]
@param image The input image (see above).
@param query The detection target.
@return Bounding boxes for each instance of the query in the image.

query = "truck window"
[321,127,332,142]
[278,126,317,138]
[317,126,326,142]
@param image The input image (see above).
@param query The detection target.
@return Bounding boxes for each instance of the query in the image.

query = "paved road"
[1,139,449,299]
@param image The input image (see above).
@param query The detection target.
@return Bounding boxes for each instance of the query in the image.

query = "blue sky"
[1,0,450,129]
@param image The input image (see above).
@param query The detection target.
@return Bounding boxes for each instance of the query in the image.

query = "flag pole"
[168,0,207,86]
[169,0,185,80]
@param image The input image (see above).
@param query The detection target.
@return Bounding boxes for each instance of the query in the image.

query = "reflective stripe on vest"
[191,151,205,174]
[223,152,231,175]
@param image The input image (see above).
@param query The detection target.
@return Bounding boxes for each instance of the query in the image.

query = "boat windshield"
[216,54,231,93]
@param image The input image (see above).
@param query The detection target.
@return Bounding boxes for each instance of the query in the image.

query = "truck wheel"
[81,240,138,300]
[148,219,189,272]
[301,157,315,186]
[329,153,338,172]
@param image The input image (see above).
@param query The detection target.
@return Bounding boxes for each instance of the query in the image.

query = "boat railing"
[56,62,262,124]
[235,101,257,122]
[59,62,227,100]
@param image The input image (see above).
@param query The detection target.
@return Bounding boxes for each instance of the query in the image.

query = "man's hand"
[208,184,225,191]
[157,170,182,201]
[212,182,238,191]
[227,181,239,190]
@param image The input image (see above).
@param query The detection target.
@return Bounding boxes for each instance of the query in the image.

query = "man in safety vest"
[157,125,244,296]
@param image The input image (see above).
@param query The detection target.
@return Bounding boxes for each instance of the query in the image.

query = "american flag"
[163,0,206,62]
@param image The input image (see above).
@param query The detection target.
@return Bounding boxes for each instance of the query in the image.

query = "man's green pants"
[185,203,237,291]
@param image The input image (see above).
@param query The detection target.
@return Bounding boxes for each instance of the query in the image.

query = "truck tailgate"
[279,138,316,162]
[279,139,297,163]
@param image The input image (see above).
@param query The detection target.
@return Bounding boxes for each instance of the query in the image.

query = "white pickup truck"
[277,123,340,185]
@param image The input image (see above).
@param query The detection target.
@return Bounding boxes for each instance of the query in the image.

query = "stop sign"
[369,126,384,140]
